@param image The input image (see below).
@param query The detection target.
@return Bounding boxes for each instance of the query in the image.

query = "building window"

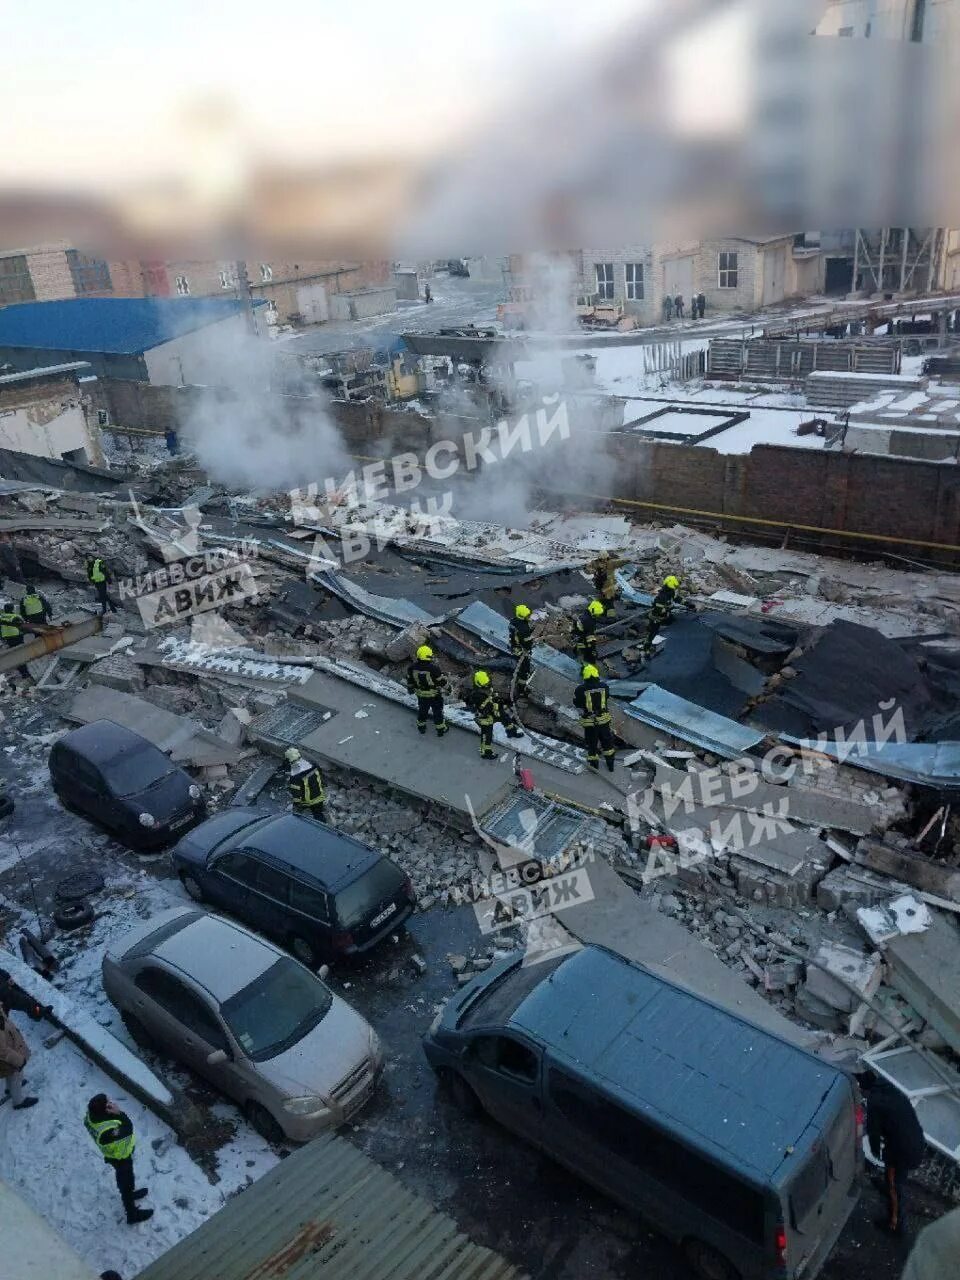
[259,263,273,282]
[837,25,854,36]
[595,262,614,300]
[218,268,233,290]
[175,275,190,296]
[625,262,644,301]
[97,409,110,427]
[0,254,36,305]
[718,251,739,289]
[66,250,112,295]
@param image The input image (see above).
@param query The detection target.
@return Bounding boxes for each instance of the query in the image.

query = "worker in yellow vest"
[84,1094,153,1224]
[86,556,117,616]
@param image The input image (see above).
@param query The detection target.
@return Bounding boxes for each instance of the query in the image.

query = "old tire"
[55,867,105,903]
[179,871,205,903]
[683,1240,740,1280]
[289,935,320,969]
[245,1100,286,1145]
[441,1070,482,1117]
[53,899,94,931]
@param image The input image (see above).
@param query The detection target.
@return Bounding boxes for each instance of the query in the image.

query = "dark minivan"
[50,720,205,851]
[171,808,415,967]
[424,945,862,1280]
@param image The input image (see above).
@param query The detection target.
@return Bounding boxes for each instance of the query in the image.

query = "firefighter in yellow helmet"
[574,663,616,772]
[572,599,605,666]
[284,747,326,822]
[406,644,449,736]
[467,670,523,760]
[509,603,534,697]
[642,574,684,657]
[588,551,627,620]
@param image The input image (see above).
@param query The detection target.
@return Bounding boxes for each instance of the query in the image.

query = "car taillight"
[775,1225,788,1271]
[332,930,354,951]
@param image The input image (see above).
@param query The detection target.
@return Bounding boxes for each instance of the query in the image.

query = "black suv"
[171,808,416,967]
[50,720,205,851]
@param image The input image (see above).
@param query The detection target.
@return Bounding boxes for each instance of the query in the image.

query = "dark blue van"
[424,945,862,1280]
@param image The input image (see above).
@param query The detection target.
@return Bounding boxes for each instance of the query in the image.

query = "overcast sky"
[2,0,647,191]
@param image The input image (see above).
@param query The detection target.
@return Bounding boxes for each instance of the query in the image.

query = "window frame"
[718,251,739,289]
[216,849,262,891]
[175,275,190,296]
[625,262,644,301]
[259,263,273,283]
[288,877,332,924]
[470,1033,540,1084]
[134,967,229,1051]
[595,262,615,301]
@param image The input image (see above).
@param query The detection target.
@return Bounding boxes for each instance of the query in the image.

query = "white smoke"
[178,322,351,494]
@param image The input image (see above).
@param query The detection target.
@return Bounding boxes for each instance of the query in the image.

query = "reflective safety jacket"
[574,677,612,727]
[20,593,51,621]
[652,582,682,616]
[509,616,533,656]
[573,611,598,644]
[85,1110,135,1162]
[289,765,325,808]
[87,557,108,584]
[0,611,23,639]
[407,659,448,698]
[468,688,505,727]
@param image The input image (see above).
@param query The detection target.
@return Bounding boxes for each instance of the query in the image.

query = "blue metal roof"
[0,297,265,355]
[625,685,766,759]
[511,946,841,1180]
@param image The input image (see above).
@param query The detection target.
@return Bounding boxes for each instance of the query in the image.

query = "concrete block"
[885,913,960,1055]
[217,706,253,746]
[795,983,846,1031]
[87,653,146,693]
[805,942,883,1013]
[816,864,913,913]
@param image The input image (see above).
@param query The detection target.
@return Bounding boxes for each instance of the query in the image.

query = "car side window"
[134,968,228,1051]
[288,878,330,923]
[472,1035,539,1083]
[216,851,260,889]
[251,861,291,904]
[72,757,101,789]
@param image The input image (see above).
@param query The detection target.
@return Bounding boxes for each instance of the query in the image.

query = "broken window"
[718,251,739,289]
[259,263,273,282]
[472,1035,539,1082]
[175,275,190,296]
[218,268,234,289]
[595,262,615,300]
[625,262,644,301]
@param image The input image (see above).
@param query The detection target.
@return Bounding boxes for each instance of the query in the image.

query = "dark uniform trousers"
[575,681,616,772]
[109,1155,138,1218]
[473,693,519,758]
[509,621,534,694]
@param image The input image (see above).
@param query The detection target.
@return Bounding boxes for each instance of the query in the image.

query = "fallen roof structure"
[624,686,767,759]
[65,686,249,768]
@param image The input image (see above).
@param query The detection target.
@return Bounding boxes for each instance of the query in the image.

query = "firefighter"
[86,556,117,616]
[574,663,616,772]
[0,601,24,648]
[642,574,683,657]
[406,644,449,736]
[509,603,534,697]
[468,670,523,760]
[285,748,326,822]
[19,584,53,626]
[588,551,626,620]
[572,600,605,667]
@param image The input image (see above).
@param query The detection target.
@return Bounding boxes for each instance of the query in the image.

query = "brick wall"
[26,249,76,302]
[579,247,656,322]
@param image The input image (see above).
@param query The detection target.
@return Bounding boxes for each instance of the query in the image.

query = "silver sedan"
[102,906,382,1142]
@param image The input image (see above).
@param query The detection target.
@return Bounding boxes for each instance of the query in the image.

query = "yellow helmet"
[514,604,531,619]
[581,663,600,680]
[284,747,301,764]
[473,670,490,686]
[588,600,605,617]
[664,575,680,590]
[416,644,434,661]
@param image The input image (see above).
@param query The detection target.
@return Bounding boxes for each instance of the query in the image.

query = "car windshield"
[335,858,405,925]
[101,745,175,797]
[220,958,333,1061]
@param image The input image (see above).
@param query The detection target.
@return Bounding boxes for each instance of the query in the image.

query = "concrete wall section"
[142,312,258,386]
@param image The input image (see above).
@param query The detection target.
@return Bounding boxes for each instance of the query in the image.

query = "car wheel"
[179,872,205,902]
[53,899,95,931]
[683,1239,740,1280]
[121,1012,155,1052]
[245,1100,286,1145]
[440,1069,482,1117]
[289,935,320,969]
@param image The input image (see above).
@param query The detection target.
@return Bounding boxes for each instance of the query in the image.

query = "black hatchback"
[50,720,206,851]
[171,808,416,967]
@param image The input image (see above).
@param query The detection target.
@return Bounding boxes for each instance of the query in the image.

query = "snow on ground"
[0,860,278,1276]
[613,394,826,454]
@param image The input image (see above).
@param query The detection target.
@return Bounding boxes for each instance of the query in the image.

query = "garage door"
[762,246,788,306]
[296,282,328,324]
[663,256,694,300]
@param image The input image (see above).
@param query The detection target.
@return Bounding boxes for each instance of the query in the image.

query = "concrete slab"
[885,913,960,1055]
[281,670,639,821]
[560,858,815,1047]
[804,941,883,1013]
[854,838,960,905]
[65,686,246,768]
[817,864,914,913]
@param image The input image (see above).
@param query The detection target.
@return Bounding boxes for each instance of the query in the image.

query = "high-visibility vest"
[85,1114,135,1161]
[289,766,325,807]
[408,662,444,698]
[88,558,106,584]
[0,611,23,639]
[20,594,45,619]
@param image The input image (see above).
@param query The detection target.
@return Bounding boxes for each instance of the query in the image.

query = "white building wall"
[0,401,96,463]
[143,313,254,386]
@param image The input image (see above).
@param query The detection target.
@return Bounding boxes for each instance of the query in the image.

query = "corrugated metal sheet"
[625,686,766,759]
[135,1131,527,1280]
[313,569,445,627]
[782,737,960,791]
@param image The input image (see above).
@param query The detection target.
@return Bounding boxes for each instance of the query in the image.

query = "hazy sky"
[2,0,645,191]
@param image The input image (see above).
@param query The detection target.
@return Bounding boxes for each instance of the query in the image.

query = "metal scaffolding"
[851,227,948,295]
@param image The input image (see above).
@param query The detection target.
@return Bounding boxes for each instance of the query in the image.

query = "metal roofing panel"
[135,1131,527,1280]
[0,360,92,384]
[781,737,960,790]
[625,686,766,759]
[314,569,445,627]
[0,297,266,355]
